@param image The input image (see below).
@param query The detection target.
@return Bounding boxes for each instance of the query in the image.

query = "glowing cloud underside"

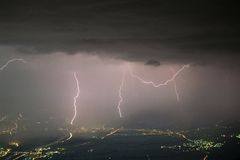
[117,71,126,118]
[70,72,80,125]
[0,58,26,71]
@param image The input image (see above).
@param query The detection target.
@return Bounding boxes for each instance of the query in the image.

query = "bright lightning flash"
[129,64,190,88]
[101,128,121,139]
[0,58,26,71]
[170,67,180,101]
[70,72,80,125]
[0,58,26,116]
[116,71,126,118]
[65,131,73,142]
[172,80,179,101]
[203,155,208,160]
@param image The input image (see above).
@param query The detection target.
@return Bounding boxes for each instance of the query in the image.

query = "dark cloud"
[0,0,240,65]
[145,59,160,67]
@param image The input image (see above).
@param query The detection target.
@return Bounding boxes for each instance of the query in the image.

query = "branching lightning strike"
[128,64,189,101]
[0,58,26,71]
[0,58,26,116]
[114,64,189,118]
[129,64,190,88]
[70,72,80,125]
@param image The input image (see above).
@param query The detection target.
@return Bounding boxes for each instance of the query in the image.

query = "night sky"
[0,0,240,128]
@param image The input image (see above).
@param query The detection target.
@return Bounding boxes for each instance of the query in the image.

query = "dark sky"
[0,0,240,128]
[0,0,240,65]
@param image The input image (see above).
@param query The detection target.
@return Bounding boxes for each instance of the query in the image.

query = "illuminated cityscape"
[1,116,240,159]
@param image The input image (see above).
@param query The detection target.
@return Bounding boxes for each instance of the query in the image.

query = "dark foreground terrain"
[1,120,240,160]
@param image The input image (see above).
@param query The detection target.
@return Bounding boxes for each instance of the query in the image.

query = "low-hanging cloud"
[0,0,240,66]
[145,59,161,67]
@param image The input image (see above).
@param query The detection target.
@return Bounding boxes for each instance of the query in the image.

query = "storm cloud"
[145,59,161,67]
[0,0,240,66]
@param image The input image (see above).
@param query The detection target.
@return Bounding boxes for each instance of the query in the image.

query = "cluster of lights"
[160,139,223,152]
[69,127,191,141]
[0,147,11,158]
[16,147,65,160]
[236,134,240,139]
[9,141,19,147]
[0,145,65,159]
[182,139,224,152]
[1,124,238,159]
[0,114,23,136]
[0,127,13,135]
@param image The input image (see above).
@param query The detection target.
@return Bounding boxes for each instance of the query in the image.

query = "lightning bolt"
[114,64,189,118]
[172,80,179,101]
[64,131,73,142]
[116,70,126,118]
[0,59,26,117]
[203,155,208,160]
[70,72,80,125]
[175,132,192,142]
[101,128,121,139]
[170,67,180,101]
[129,64,190,88]
[0,58,26,71]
